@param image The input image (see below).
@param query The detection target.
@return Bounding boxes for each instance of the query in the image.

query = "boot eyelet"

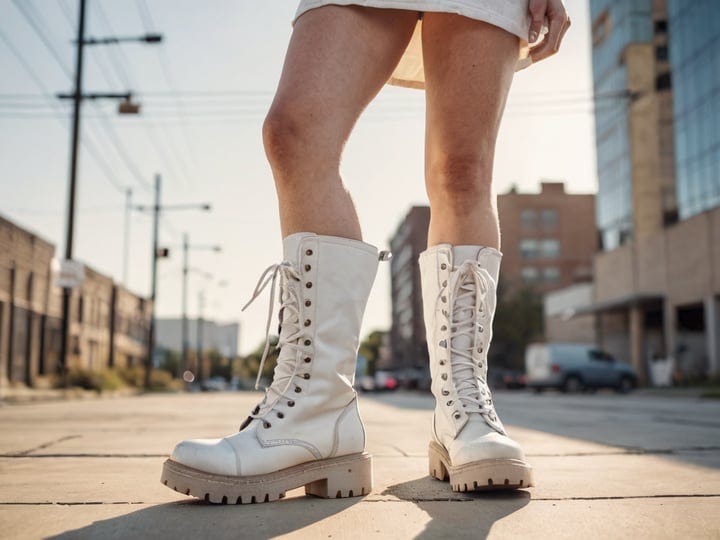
[441,373,448,380]
[277,412,284,419]
[303,373,310,380]
[287,400,295,407]
[305,249,313,256]
[477,346,483,353]
[440,325,447,331]
[446,400,453,406]
[263,422,271,429]
[453,412,461,420]
[479,326,484,332]
[441,296,447,303]
[304,264,311,271]
[442,280,447,287]
[304,319,311,327]
[305,300,312,307]
[304,357,311,363]
[304,339,312,346]
[442,389,449,396]
[441,263,447,270]
[294,386,302,393]
[306,282,313,289]
[439,360,445,366]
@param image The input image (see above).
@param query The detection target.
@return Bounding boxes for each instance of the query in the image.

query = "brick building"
[0,214,151,388]
[497,181,596,293]
[0,215,57,386]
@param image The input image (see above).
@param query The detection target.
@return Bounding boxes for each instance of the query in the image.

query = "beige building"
[0,215,56,386]
[0,213,152,388]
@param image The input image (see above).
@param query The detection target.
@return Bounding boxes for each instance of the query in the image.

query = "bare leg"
[422,14,519,249]
[264,6,418,240]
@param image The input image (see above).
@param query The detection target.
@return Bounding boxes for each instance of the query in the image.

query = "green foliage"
[491,283,544,370]
[148,369,183,391]
[207,349,233,380]
[237,336,280,382]
[116,366,145,387]
[159,349,182,378]
[62,368,126,393]
[358,330,386,375]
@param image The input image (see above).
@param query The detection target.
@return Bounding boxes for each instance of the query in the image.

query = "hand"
[527,0,571,63]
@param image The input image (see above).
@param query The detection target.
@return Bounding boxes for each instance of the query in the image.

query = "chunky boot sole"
[429,441,534,491]
[161,452,372,504]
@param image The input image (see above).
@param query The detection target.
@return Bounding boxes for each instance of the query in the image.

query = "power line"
[11,0,151,194]
[0,22,128,196]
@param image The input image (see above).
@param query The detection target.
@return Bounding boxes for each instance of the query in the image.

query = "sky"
[0,0,597,355]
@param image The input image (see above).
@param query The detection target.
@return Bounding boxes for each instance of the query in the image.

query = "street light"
[179,235,222,386]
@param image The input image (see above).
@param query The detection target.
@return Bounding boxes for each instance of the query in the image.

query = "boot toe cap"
[171,438,238,476]
[451,432,527,465]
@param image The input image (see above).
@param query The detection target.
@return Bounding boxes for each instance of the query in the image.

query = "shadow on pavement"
[49,495,362,540]
[383,476,531,539]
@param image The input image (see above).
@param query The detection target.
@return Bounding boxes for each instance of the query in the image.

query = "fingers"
[527,0,547,44]
[529,0,571,63]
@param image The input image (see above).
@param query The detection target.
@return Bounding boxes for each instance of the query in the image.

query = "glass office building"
[590,0,654,251]
[667,0,720,219]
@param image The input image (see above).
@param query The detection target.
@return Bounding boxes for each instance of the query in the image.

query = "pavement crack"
[0,501,145,506]
[364,494,720,503]
[8,435,82,457]
[0,453,168,458]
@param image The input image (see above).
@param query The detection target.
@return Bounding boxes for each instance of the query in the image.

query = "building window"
[540,239,560,258]
[520,209,536,229]
[656,72,672,91]
[521,267,539,283]
[543,267,560,283]
[540,209,558,230]
[77,296,84,323]
[654,20,667,34]
[655,45,668,61]
[520,239,538,259]
[592,9,610,47]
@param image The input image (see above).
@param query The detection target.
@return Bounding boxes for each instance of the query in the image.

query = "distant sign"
[55,259,85,289]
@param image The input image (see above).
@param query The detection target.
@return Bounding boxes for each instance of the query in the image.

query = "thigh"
[270,6,418,148]
[422,14,519,172]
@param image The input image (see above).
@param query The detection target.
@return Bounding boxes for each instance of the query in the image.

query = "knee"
[262,102,340,184]
[262,105,304,174]
[426,152,494,208]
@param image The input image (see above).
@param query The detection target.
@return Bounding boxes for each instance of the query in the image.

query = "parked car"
[525,343,638,393]
[489,369,527,390]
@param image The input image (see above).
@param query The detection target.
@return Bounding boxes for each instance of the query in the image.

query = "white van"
[525,342,638,393]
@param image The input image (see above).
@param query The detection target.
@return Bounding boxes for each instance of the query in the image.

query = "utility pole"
[179,241,221,386]
[57,0,161,384]
[182,233,189,381]
[135,197,214,388]
[58,0,87,385]
[123,188,132,286]
[196,290,205,384]
[145,174,162,389]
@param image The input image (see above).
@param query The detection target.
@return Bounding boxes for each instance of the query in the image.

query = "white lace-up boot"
[419,244,534,491]
[161,232,383,504]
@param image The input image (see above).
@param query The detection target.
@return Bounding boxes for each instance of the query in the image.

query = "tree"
[490,283,544,370]
[359,330,386,375]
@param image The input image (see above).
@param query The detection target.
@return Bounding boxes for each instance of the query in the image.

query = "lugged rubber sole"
[160,452,372,504]
[428,441,534,491]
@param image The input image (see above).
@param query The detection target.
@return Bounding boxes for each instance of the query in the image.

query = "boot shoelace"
[441,260,497,419]
[241,261,308,425]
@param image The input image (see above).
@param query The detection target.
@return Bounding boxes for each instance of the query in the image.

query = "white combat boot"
[419,244,534,491]
[161,232,381,503]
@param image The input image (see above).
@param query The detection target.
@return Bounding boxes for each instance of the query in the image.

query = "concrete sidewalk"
[1,391,718,539]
